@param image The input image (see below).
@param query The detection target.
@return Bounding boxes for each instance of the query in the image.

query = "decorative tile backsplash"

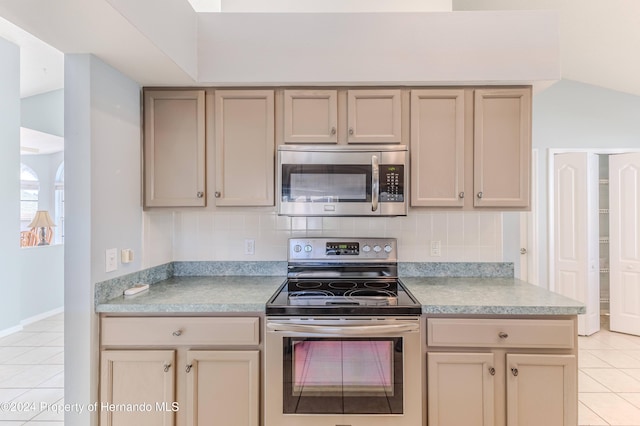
[143,210,503,267]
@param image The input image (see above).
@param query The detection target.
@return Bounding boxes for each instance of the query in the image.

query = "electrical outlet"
[430,240,442,257]
[244,239,255,255]
[106,248,118,272]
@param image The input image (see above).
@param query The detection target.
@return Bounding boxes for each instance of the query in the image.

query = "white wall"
[20,244,64,320]
[64,54,142,426]
[21,89,64,136]
[0,37,21,334]
[532,79,640,288]
[197,11,559,85]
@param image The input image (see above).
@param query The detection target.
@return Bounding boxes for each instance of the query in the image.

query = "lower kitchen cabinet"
[99,316,260,426]
[426,318,578,426]
[100,350,176,426]
[185,350,259,426]
[506,353,577,426]
[427,352,495,426]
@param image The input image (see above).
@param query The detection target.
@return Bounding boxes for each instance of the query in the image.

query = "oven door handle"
[266,322,418,336]
[371,155,379,212]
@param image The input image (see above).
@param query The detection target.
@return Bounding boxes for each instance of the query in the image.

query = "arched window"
[54,162,64,244]
[20,163,39,231]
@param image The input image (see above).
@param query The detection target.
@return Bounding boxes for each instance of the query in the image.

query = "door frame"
[520,149,539,284]
[547,148,640,293]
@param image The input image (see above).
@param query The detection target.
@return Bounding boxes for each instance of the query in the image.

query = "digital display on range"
[326,242,359,255]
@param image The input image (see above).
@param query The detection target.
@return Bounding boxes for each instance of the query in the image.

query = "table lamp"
[28,210,56,246]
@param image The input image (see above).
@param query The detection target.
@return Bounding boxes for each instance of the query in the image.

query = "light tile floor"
[1,314,640,425]
[0,313,64,426]
[579,318,640,426]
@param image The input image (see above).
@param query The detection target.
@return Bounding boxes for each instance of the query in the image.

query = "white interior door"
[553,152,600,336]
[610,153,640,336]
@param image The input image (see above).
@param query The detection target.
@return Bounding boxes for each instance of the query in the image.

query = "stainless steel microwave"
[277,145,408,216]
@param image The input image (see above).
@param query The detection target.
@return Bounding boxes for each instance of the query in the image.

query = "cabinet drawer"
[427,318,574,349]
[102,317,260,347]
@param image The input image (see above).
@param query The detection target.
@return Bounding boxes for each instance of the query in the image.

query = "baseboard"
[0,324,23,339]
[20,306,64,326]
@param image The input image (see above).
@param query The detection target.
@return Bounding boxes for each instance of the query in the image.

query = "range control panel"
[289,238,397,262]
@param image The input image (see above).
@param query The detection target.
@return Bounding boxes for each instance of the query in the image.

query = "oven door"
[265,317,422,426]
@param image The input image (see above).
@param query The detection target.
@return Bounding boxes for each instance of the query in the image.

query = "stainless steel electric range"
[265,238,422,426]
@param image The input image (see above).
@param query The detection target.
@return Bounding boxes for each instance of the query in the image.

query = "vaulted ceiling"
[1,0,639,97]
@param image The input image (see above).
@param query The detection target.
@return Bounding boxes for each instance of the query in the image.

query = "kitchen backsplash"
[143,210,503,267]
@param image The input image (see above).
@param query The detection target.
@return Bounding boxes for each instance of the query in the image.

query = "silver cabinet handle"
[489,367,496,376]
[498,332,509,339]
[511,368,519,377]
[477,192,483,199]
[459,192,465,199]
[330,127,336,136]
[185,364,193,373]
[164,363,171,373]
[172,330,182,337]
[196,192,204,198]
[214,192,221,198]
[371,155,379,212]
[520,248,528,255]
[349,127,354,136]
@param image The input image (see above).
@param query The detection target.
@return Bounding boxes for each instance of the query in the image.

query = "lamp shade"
[28,210,56,228]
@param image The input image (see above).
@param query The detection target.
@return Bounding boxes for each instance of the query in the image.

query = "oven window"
[281,164,371,202]
[282,337,403,414]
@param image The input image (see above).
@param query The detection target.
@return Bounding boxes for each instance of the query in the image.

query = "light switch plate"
[430,240,442,257]
[106,248,118,272]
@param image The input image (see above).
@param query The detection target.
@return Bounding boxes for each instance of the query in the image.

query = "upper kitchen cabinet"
[283,90,338,143]
[410,87,531,210]
[410,89,466,207]
[347,89,402,143]
[474,88,531,208]
[214,90,275,206]
[144,90,206,207]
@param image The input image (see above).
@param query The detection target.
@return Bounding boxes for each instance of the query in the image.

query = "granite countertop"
[96,276,285,313]
[96,275,585,316]
[402,277,586,315]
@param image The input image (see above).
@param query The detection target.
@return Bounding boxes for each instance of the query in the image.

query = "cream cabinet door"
[474,88,531,208]
[427,352,496,426]
[144,90,206,207]
[214,90,275,206]
[283,90,338,143]
[410,89,466,207]
[185,350,259,426]
[100,350,176,426]
[347,89,402,143]
[506,354,577,426]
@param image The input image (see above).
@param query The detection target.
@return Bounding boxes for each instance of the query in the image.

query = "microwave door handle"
[371,155,379,212]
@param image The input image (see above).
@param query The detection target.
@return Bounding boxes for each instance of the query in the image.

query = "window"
[20,163,39,231]
[54,162,64,244]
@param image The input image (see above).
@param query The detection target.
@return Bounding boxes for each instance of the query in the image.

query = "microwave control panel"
[379,165,404,202]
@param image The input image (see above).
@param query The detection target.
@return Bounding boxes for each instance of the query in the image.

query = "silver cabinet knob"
[498,332,508,339]
[215,192,221,198]
[489,367,496,376]
[477,192,483,199]
[164,363,172,372]
[330,127,336,136]
[172,330,182,337]
[197,192,204,198]
[185,364,193,373]
[349,127,354,136]
[520,248,528,255]
[511,368,519,377]
[459,192,465,199]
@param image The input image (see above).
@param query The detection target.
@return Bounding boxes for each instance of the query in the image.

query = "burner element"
[295,281,322,289]
[328,281,357,290]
